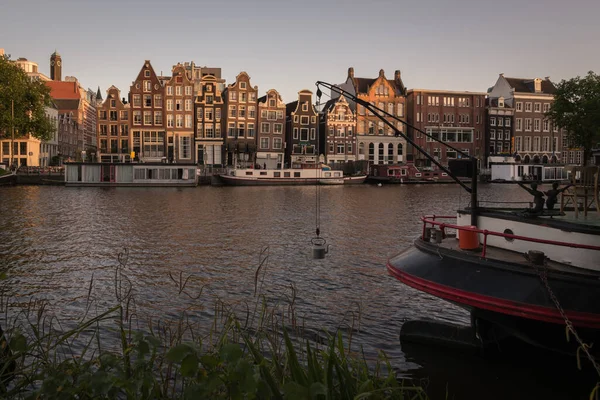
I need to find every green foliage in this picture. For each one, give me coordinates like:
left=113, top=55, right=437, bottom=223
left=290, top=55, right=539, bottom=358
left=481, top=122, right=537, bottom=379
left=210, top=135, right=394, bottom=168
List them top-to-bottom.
left=0, top=55, right=56, bottom=142
left=545, top=71, right=600, bottom=165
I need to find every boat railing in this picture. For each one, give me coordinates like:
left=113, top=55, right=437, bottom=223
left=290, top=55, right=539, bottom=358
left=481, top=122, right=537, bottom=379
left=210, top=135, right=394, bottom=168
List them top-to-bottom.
left=420, top=215, right=600, bottom=258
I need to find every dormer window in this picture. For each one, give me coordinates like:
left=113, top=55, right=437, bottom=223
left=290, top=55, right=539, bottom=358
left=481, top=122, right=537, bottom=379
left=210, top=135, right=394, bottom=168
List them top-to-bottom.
left=144, top=70, right=150, bottom=78
left=534, top=78, right=542, bottom=93
left=240, top=82, right=247, bottom=89
left=498, top=97, right=504, bottom=108
left=302, top=102, right=308, bottom=111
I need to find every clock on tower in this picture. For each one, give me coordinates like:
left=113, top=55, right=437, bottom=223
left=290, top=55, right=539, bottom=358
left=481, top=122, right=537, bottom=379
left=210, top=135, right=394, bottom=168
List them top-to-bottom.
left=50, top=50, right=62, bottom=81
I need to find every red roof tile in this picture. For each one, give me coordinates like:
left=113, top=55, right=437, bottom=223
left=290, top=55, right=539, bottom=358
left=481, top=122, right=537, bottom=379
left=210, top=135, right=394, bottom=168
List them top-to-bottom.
left=46, top=81, right=80, bottom=100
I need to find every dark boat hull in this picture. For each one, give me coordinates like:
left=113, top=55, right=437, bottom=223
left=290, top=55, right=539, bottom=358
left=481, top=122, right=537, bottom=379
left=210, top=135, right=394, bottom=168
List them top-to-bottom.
left=387, top=239, right=600, bottom=329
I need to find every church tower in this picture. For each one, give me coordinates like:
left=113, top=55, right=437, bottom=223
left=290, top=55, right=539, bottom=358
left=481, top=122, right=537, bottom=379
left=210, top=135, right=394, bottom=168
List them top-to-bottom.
left=50, top=50, right=62, bottom=81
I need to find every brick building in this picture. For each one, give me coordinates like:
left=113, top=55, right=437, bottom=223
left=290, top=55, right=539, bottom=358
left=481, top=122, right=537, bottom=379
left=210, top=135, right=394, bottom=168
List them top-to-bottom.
left=129, top=61, right=165, bottom=162
left=165, top=63, right=195, bottom=163
left=337, top=68, right=407, bottom=165
left=222, top=72, right=258, bottom=167
left=194, top=75, right=225, bottom=166
left=97, top=86, right=130, bottom=162
left=256, top=89, right=286, bottom=169
left=407, top=89, right=486, bottom=168
left=285, top=90, right=320, bottom=166
left=319, top=95, right=356, bottom=165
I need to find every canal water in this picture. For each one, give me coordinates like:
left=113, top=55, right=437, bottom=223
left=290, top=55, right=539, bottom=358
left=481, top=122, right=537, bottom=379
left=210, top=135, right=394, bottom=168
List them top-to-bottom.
left=0, top=183, right=595, bottom=398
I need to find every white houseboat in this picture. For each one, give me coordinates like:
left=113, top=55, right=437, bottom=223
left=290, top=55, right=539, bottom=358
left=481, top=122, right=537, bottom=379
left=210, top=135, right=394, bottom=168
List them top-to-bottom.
left=64, top=163, right=198, bottom=187
left=218, top=165, right=364, bottom=186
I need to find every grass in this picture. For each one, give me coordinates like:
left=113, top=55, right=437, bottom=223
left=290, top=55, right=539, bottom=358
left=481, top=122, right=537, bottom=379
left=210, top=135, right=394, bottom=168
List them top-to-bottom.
left=0, top=248, right=428, bottom=399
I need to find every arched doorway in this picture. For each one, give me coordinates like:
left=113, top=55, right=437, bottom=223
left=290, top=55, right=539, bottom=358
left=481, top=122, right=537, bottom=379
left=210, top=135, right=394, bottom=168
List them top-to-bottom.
left=368, top=143, right=374, bottom=162
left=378, top=143, right=384, bottom=164
left=387, top=143, right=393, bottom=164
left=397, top=143, right=403, bottom=163
left=514, top=155, right=522, bottom=162
left=524, top=155, right=530, bottom=164
left=533, top=155, right=540, bottom=164
left=542, top=155, right=549, bottom=164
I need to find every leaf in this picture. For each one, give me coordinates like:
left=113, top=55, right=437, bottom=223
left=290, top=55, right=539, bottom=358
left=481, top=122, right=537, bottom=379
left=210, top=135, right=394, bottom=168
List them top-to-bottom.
left=10, top=333, right=26, bottom=353
left=166, top=343, right=193, bottom=363
left=220, top=343, right=242, bottom=363
left=180, top=353, right=199, bottom=378
left=200, top=354, right=220, bottom=370
left=283, top=382, right=309, bottom=400
left=309, top=382, right=327, bottom=398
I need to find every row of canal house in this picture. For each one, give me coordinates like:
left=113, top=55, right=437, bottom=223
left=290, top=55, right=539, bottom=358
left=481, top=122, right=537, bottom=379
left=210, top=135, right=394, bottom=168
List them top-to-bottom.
left=96, top=59, right=582, bottom=170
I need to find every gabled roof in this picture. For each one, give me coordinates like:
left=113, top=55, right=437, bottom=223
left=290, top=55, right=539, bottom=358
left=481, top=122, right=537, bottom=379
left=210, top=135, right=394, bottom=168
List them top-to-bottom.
left=347, top=68, right=407, bottom=96
left=504, top=77, right=556, bottom=95
left=47, top=81, right=80, bottom=100
left=96, top=86, right=102, bottom=100
left=257, top=95, right=267, bottom=104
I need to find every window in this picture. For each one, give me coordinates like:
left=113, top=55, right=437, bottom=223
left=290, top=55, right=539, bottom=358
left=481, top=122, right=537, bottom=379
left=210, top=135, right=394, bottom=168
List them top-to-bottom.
left=144, top=70, right=150, bottom=78
left=143, top=80, right=151, bottom=92
left=240, top=82, right=247, bottom=89
left=167, top=86, right=173, bottom=96
left=176, top=86, right=182, bottom=96
left=185, top=86, right=192, bottom=96
left=229, top=91, right=237, bottom=101
left=240, top=92, right=247, bottom=102
left=249, top=92, right=256, bottom=101
left=133, top=95, right=141, bottom=107
left=144, top=95, right=152, bottom=107
left=427, top=96, right=439, bottom=106
left=269, top=98, right=276, bottom=107
left=167, top=99, right=173, bottom=111
left=176, top=100, right=182, bottom=111
left=185, top=100, right=192, bottom=111
left=516, top=102, right=523, bottom=112
left=525, top=102, right=532, bottom=112
left=302, top=103, right=308, bottom=111
left=397, top=103, right=404, bottom=117
left=534, top=103, right=541, bottom=112
left=543, top=103, right=550, bottom=113
left=230, top=105, right=237, bottom=117
left=239, top=105, right=246, bottom=118
left=248, top=106, right=255, bottom=118
left=215, top=108, right=221, bottom=120
left=205, top=109, right=213, bottom=121
left=120, top=110, right=128, bottom=120
left=110, top=111, right=118, bottom=121
left=133, top=111, right=141, bottom=125
left=144, top=111, right=152, bottom=125
left=154, top=111, right=162, bottom=125
left=167, top=114, right=174, bottom=128
left=175, top=115, right=183, bottom=128
left=185, top=115, right=192, bottom=128
left=300, top=116, right=309, bottom=125
left=311, top=116, right=316, bottom=124
left=490, top=117, right=496, bottom=126
left=497, top=118, right=503, bottom=127
left=505, top=118, right=511, bottom=127
left=516, top=118, right=522, bottom=131
left=525, top=118, right=532, bottom=131
left=534, top=119, right=541, bottom=132
left=543, top=119, right=549, bottom=132
left=228, top=122, right=235, bottom=137
left=238, top=122, right=245, bottom=137
left=247, top=123, right=255, bottom=138
left=261, top=123, right=270, bottom=133
left=274, top=123, right=283, bottom=134
left=120, top=124, right=128, bottom=136
left=205, top=124, right=215, bottom=138
left=100, top=125, right=108, bottom=135
left=293, top=128, right=298, bottom=139
left=300, top=128, right=308, bottom=141
left=310, top=128, right=316, bottom=140
left=490, top=129, right=496, bottom=140
left=180, top=136, right=191, bottom=159
left=260, top=138, right=269, bottom=149
left=273, top=138, right=282, bottom=149
left=337, top=144, right=344, bottom=154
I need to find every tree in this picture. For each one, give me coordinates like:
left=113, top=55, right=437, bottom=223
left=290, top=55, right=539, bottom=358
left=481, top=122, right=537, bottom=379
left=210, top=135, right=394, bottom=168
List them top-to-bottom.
left=0, top=55, right=56, bottom=143
left=545, top=71, right=600, bottom=165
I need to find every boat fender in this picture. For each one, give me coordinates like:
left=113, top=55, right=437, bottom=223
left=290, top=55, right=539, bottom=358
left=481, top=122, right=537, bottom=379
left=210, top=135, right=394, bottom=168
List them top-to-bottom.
left=311, top=237, right=330, bottom=259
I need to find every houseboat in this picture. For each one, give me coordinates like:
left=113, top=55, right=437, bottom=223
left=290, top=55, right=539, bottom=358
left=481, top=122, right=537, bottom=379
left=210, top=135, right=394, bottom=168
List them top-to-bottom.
left=64, top=162, right=198, bottom=187
left=367, top=163, right=457, bottom=184
left=217, top=164, right=365, bottom=186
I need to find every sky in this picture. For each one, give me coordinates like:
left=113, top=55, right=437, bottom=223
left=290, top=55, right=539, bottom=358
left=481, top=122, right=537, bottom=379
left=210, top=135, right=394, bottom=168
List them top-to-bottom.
left=1, top=0, right=599, bottom=103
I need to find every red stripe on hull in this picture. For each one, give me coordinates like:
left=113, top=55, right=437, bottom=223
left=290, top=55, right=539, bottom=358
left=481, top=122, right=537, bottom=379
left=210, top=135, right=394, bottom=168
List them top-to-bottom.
left=386, top=261, right=600, bottom=329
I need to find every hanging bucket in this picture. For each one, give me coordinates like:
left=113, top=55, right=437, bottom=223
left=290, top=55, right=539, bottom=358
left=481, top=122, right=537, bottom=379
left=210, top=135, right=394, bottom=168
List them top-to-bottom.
left=458, top=226, right=479, bottom=250
left=311, top=237, right=330, bottom=259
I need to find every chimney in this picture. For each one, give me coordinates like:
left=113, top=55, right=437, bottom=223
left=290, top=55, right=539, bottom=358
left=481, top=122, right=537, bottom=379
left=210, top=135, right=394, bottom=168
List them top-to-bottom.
left=348, top=67, right=354, bottom=79
left=379, top=69, right=385, bottom=78
left=394, top=70, right=401, bottom=81
left=499, top=73, right=504, bottom=77
left=544, top=76, right=550, bottom=81
left=122, top=97, right=127, bottom=104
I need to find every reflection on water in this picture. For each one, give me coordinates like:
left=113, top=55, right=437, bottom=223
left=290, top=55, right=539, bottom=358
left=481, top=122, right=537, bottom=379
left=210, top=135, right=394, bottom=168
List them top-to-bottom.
left=0, top=183, right=588, bottom=397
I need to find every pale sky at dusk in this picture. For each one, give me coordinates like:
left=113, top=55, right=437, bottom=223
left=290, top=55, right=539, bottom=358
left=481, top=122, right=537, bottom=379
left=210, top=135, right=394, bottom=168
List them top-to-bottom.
left=2, top=0, right=598, bottom=102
